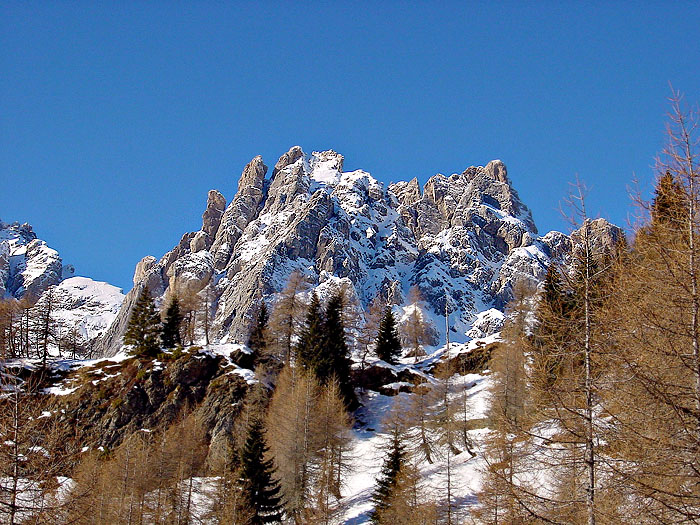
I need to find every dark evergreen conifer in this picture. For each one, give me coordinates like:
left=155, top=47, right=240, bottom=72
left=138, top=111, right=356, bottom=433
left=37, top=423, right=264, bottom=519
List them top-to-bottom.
left=652, top=170, right=688, bottom=227
left=533, top=264, right=574, bottom=384
left=541, top=264, right=567, bottom=318
left=123, top=286, right=162, bottom=357
left=295, top=291, right=358, bottom=409
left=323, top=291, right=358, bottom=409
left=295, top=293, right=325, bottom=371
left=161, top=296, right=183, bottom=349
left=248, top=301, right=269, bottom=356
left=374, top=307, right=401, bottom=365
left=239, top=418, right=284, bottom=524
left=370, top=427, right=406, bottom=523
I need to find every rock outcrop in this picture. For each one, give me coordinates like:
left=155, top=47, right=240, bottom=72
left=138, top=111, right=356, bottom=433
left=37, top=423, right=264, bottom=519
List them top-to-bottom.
left=96, top=147, right=625, bottom=356
left=211, top=156, right=267, bottom=270
left=0, top=221, right=67, bottom=300
left=40, top=348, right=249, bottom=466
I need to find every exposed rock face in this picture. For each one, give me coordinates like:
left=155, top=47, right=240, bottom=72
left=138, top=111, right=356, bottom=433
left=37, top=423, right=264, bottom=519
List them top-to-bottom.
left=271, top=145, right=304, bottom=178
left=97, top=148, right=625, bottom=356
left=211, top=156, right=267, bottom=270
left=189, top=190, right=227, bottom=254
left=202, top=190, right=226, bottom=238
left=571, top=218, right=625, bottom=257
left=1, top=221, right=63, bottom=300
left=18, top=240, right=64, bottom=299
left=0, top=241, right=10, bottom=297
left=167, top=251, right=214, bottom=297
left=133, top=255, right=157, bottom=286
left=43, top=349, right=249, bottom=466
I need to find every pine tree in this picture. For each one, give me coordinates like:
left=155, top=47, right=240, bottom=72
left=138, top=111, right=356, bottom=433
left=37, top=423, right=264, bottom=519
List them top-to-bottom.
left=651, top=170, right=688, bottom=227
left=532, top=263, right=573, bottom=386
left=123, top=286, right=162, bottom=358
left=322, top=291, right=357, bottom=409
left=296, top=293, right=325, bottom=372
left=161, top=295, right=183, bottom=349
left=248, top=301, right=270, bottom=357
left=375, top=307, right=401, bottom=365
left=239, top=419, right=284, bottom=525
left=371, top=425, right=406, bottom=523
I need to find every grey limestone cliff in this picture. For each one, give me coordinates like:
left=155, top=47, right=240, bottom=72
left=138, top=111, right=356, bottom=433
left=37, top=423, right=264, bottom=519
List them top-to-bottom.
left=95, top=147, right=624, bottom=356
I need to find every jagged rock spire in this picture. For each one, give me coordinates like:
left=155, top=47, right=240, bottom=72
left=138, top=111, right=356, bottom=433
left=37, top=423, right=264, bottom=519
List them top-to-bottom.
left=96, top=149, right=617, bottom=355
left=211, top=155, right=268, bottom=269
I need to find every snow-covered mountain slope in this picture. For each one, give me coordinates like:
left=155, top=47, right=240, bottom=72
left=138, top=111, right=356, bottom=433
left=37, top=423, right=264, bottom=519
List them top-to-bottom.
left=96, top=147, right=622, bottom=356
left=0, top=220, right=71, bottom=300
left=0, top=220, right=125, bottom=349
left=36, top=277, right=125, bottom=346
left=25, top=337, right=494, bottom=524
left=342, top=373, right=490, bottom=524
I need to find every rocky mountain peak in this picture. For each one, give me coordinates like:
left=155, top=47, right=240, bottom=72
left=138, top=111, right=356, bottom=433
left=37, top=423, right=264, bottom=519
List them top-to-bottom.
left=272, top=145, right=304, bottom=179
left=96, top=147, right=619, bottom=356
left=309, top=149, right=344, bottom=182
left=238, top=155, right=267, bottom=192
left=210, top=156, right=268, bottom=269
left=484, top=159, right=509, bottom=184
left=389, top=178, right=422, bottom=207
left=190, top=190, right=226, bottom=253
left=202, top=190, right=226, bottom=236
left=571, top=218, right=625, bottom=257
left=0, top=220, right=37, bottom=244
left=1, top=220, right=63, bottom=299
left=0, top=221, right=124, bottom=352
left=133, top=255, right=158, bottom=286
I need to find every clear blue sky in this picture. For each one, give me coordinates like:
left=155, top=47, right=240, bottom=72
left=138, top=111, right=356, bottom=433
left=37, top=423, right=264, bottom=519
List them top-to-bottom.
left=2, top=2, right=699, bottom=292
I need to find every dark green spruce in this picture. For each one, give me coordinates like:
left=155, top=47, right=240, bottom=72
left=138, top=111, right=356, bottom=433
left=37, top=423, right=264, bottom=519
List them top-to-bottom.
left=652, top=170, right=688, bottom=227
left=123, top=286, right=162, bottom=358
left=296, top=291, right=358, bottom=409
left=323, top=291, right=358, bottom=409
left=295, top=292, right=325, bottom=372
left=161, top=296, right=183, bottom=349
left=248, top=301, right=269, bottom=357
left=374, top=307, right=402, bottom=365
left=239, top=418, right=284, bottom=524
left=370, top=427, right=406, bottom=523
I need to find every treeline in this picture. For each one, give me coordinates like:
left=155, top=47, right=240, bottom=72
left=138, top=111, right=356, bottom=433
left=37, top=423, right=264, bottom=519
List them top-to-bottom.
left=474, top=94, right=700, bottom=524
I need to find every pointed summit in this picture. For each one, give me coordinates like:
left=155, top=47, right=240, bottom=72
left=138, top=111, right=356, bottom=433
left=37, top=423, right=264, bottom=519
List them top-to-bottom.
left=272, top=145, right=304, bottom=179
left=211, top=155, right=268, bottom=269
left=484, top=159, right=509, bottom=184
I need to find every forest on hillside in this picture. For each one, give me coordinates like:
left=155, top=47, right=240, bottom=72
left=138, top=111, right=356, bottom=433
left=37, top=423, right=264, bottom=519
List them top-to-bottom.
left=0, top=94, right=699, bottom=524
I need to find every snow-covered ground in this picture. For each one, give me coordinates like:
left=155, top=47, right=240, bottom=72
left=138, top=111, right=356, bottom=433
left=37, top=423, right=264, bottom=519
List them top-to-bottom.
left=46, top=276, right=125, bottom=343
left=1, top=338, right=499, bottom=523
left=340, top=365, right=494, bottom=523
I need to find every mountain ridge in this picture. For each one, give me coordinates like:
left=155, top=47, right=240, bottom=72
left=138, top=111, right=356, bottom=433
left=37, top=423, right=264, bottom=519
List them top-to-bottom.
left=95, top=146, right=622, bottom=357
